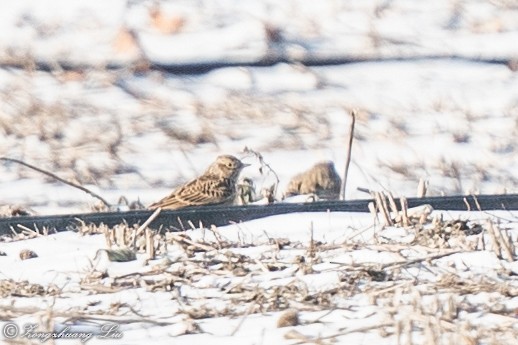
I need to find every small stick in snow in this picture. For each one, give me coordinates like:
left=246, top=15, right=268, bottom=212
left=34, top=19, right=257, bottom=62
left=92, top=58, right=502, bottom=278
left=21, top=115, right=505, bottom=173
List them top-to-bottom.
left=132, top=207, right=162, bottom=249
left=135, top=207, right=162, bottom=238
left=16, top=224, right=41, bottom=237
left=169, top=233, right=215, bottom=252
left=380, top=250, right=461, bottom=270
left=291, top=322, right=393, bottom=344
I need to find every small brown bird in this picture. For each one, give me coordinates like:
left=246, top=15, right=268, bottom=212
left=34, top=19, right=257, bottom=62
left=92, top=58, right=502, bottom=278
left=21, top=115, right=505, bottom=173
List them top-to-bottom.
left=149, top=155, right=249, bottom=210
left=284, top=161, right=342, bottom=200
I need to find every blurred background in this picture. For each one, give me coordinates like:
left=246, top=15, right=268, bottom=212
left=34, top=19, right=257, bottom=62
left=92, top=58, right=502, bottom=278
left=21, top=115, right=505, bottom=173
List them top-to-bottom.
left=0, top=0, right=517, bottom=214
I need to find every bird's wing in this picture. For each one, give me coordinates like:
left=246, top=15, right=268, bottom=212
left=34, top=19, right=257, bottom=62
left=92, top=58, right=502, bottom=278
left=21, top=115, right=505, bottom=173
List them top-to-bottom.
left=149, top=177, right=234, bottom=210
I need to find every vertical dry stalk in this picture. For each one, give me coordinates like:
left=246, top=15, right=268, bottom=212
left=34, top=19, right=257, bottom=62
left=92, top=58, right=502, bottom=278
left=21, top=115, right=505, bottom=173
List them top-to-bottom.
left=340, top=109, right=356, bottom=200
left=417, top=178, right=427, bottom=198
left=375, top=192, right=393, bottom=226
left=387, top=192, right=398, bottom=216
left=380, top=193, right=393, bottom=226
left=400, top=197, right=409, bottom=227
left=368, top=201, right=378, bottom=225
left=486, top=220, right=502, bottom=259
left=308, top=221, right=315, bottom=259
left=489, top=221, right=514, bottom=262
left=115, top=225, right=127, bottom=247
left=104, top=227, right=113, bottom=248
left=146, top=228, right=156, bottom=260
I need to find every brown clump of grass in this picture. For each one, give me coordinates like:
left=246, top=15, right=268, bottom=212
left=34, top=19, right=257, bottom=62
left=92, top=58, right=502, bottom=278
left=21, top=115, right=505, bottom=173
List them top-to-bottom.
left=0, top=279, right=59, bottom=298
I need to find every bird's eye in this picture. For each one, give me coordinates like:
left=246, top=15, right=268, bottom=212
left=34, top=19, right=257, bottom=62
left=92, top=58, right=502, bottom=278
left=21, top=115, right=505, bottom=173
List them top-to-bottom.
left=227, top=162, right=233, bottom=167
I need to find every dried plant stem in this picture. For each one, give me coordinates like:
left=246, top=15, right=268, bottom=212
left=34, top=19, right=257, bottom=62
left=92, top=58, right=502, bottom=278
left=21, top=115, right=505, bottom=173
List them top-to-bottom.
left=340, top=109, right=356, bottom=200
left=243, top=147, right=280, bottom=197
left=0, top=157, right=111, bottom=208
left=417, top=178, right=428, bottom=198
left=375, top=192, right=393, bottom=226
left=387, top=192, right=398, bottom=215
left=400, top=197, right=409, bottom=227
left=368, top=202, right=378, bottom=225
left=133, top=207, right=162, bottom=248
left=486, top=220, right=502, bottom=258
left=487, top=220, right=514, bottom=262
left=308, top=221, right=315, bottom=259
left=115, top=225, right=127, bottom=247
left=104, top=226, right=114, bottom=247
left=146, top=228, right=156, bottom=260
left=170, top=233, right=215, bottom=252
left=381, top=250, right=460, bottom=270
left=291, top=321, right=393, bottom=344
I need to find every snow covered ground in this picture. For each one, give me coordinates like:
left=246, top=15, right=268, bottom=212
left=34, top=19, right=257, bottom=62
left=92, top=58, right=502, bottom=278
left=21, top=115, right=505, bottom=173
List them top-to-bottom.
left=0, top=0, right=517, bottom=344
left=1, top=209, right=518, bottom=344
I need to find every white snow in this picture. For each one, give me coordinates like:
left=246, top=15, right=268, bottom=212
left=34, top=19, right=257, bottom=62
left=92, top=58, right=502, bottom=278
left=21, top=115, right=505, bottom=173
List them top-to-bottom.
left=0, top=0, right=518, bottom=344
left=0, top=210, right=517, bottom=344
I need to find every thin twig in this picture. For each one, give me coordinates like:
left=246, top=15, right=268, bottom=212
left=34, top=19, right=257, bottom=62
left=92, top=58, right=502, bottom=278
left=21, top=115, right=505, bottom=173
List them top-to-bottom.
left=341, top=109, right=356, bottom=200
left=0, top=157, right=111, bottom=208
left=133, top=207, right=162, bottom=248
left=16, top=223, right=42, bottom=237
left=169, top=233, right=216, bottom=252
left=380, top=250, right=461, bottom=270
left=292, top=322, right=393, bottom=344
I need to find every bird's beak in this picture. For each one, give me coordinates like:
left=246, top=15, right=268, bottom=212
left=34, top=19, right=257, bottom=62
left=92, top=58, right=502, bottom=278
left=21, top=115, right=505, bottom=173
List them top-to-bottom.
left=242, top=163, right=251, bottom=168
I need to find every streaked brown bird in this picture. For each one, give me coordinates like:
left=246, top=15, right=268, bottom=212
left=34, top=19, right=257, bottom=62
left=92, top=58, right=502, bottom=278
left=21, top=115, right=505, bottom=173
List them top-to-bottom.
left=149, top=155, right=249, bottom=210
left=284, top=161, right=342, bottom=200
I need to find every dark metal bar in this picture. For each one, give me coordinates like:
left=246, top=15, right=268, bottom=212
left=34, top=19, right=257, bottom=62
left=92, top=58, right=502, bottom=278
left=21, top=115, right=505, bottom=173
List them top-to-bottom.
left=1, top=194, right=517, bottom=235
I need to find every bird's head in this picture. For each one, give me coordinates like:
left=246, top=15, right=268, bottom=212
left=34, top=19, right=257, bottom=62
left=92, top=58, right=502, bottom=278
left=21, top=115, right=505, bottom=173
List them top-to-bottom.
left=207, top=155, right=249, bottom=180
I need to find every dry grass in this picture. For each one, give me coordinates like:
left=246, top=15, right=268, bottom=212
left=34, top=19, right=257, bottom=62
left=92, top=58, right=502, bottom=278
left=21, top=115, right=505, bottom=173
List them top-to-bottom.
left=0, top=206, right=517, bottom=344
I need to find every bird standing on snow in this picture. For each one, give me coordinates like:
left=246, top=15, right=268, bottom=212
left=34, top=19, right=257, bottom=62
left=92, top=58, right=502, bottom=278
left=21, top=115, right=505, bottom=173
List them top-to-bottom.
left=149, top=155, right=249, bottom=210
left=284, top=161, right=342, bottom=200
